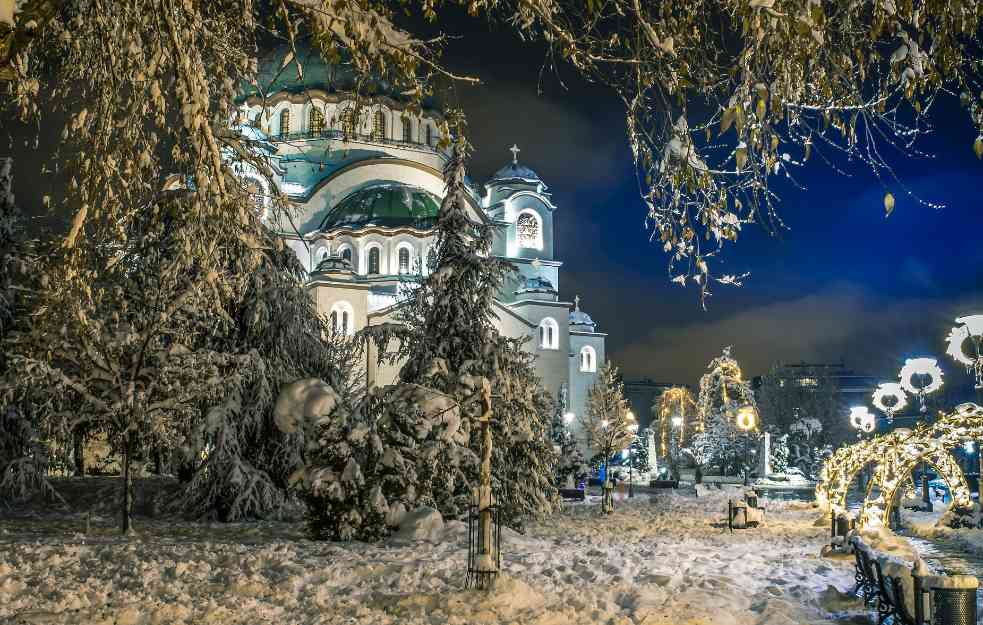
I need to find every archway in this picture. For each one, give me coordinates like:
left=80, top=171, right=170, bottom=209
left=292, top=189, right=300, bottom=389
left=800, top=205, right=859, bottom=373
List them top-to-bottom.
left=859, top=403, right=983, bottom=528
left=817, top=430, right=911, bottom=516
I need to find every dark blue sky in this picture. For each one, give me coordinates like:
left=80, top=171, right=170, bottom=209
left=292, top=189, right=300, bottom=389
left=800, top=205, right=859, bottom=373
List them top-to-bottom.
left=442, top=17, right=983, bottom=391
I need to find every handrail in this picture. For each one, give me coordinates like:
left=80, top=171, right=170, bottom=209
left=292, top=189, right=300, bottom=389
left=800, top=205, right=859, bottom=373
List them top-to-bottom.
left=272, top=128, right=443, bottom=153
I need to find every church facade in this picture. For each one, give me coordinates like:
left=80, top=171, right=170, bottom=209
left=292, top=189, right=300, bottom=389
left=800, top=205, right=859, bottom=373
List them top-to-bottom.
left=238, top=47, right=606, bottom=424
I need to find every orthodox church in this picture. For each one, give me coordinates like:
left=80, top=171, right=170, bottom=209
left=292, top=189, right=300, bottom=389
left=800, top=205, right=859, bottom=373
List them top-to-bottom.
left=237, top=46, right=606, bottom=423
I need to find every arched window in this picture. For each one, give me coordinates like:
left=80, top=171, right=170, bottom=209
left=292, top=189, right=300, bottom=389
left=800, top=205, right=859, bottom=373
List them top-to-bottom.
left=309, top=106, right=325, bottom=135
left=340, top=107, right=357, bottom=137
left=279, top=108, right=291, bottom=137
left=372, top=110, right=386, bottom=141
left=402, top=117, right=413, bottom=143
left=425, top=124, right=434, bottom=147
left=516, top=211, right=542, bottom=250
left=314, top=246, right=329, bottom=267
left=340, top=246, right=353, bottom=265
left=367, top=246, right=381, bottom=275
left=398, top=247, right=410, bottom=274
left=329, top=301, right=355, bottom=336
left=539, top=317, right=559, bottom=350
left=580, top=346, right=597, bottom=372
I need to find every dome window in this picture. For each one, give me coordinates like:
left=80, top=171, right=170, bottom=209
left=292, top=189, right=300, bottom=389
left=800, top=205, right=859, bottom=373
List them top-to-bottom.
left=309, top=106, right=325, bottom=135
left=341, top=107, right=357, bottom=137
left=279, top=108, right=291, bottom=137
left=372, top=110, right=386, bottom=141
left=402, top=117, right=413, bottom=143
left=516, top=210, right=542, bottom=250
left=367, top=246, right=381, bottom=275
left=340, top=247, right=353, bottom=264
left=398, top=247, right=411, bottom=274
left=539, top=317, right=559, bottom=350
left=580, top=346, right=597, bottom=373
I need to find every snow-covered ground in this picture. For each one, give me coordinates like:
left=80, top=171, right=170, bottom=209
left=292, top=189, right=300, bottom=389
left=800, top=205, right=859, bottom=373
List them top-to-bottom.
left=0, top=489, right=865, bottom=625
left=905, top=501, right=983, bottom=559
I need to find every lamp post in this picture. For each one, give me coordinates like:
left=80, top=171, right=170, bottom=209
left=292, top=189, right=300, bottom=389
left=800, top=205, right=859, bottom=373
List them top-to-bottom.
left=946, top=315, right=983, bottom=493
left=736, top=405, right=756, bottom=487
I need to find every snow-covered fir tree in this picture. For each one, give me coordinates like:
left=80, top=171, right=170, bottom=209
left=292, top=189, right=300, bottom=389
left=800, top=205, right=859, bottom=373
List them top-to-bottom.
left=688, top=347, right=758, bottom=477
left=580, top=361, right=634, bottom=511
left=629, top=428, right=651, bottom=475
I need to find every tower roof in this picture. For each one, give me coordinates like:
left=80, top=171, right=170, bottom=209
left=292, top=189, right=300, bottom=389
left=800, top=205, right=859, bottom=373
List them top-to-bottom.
left=488, top=144, right=543, bottom=185
left=318, top=183, right=441, bottom=231
left=569, top=294, right=597, bottom=331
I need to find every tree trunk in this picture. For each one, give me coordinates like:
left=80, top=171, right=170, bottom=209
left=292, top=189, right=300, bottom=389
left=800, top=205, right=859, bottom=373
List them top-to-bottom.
left=72, top=427, right=85, bottom=477
left=121, top=433, right=133, bottom=534
left=695, top=465, right=703, bottom=484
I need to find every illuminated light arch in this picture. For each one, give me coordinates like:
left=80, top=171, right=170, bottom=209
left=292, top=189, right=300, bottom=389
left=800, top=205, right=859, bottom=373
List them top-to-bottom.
left=859, top=403, right=983, bottom=528
left=817, top=431, right=912, bottom=516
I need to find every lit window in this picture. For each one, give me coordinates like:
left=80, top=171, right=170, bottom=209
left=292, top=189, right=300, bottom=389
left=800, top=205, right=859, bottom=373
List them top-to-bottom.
left=309, top=107, right=325, bottom=135
left=279, top=108, right=291, bottom=136
left=341, top=108, right=357, bottom=137
left=372, top=110, right=386, bottom=141
left=402, top=117, right=413, bottom=142
left=516, top=211, right=542, bottom=249
left=315, top=247, right=329, bottom=266
left=368, top=247, right=381, bottom=275
left=398, top=247, right=410, bottom=274
left=329, top=301, right=355, bottom=336
left=539, top=317, right=559, bottom=350
left=580, top=346, right=597, bottom=372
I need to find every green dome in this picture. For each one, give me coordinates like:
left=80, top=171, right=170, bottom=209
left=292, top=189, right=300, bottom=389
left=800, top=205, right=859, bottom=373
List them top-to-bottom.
left=319, top=184, right=441, bottom=231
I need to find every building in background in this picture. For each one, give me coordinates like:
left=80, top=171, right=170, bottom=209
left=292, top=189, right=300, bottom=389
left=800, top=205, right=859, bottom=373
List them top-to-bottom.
left=236, top=43, right=606, bottom=424
left=622, top=378, right=681, bottom=433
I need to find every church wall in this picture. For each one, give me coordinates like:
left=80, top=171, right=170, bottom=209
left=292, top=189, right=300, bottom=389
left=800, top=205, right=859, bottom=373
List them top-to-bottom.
left=504, top=193, right=555, bottom=261
left=310, top=282, right=370, bottom=338
left=502, top=302, right=570, bottom=400
left=365, top=306, right=405, bottom=389
left=567, top=332, right=606, bottom=430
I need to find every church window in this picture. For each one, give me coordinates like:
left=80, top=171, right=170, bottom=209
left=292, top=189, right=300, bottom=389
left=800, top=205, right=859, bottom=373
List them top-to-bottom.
left=309, top=106, right=325, bottom=135
left=341, top=107, right=357, bottom=137
left=279, top=108, right=291, bottom=136
left=372, top=110, right=386, bottom=141
left=402, top=117, right=413, bottom=142
left=425, top=124, right=434, bottom=147
left=516, top=211, right=542, bottom=250
left=315, top=246, right=329, bottom=266
left=338, top=246, right=353, bottom=267
left=367, top=246, right=381, bottom=275
left=398, top=247, right=410, bottom=274
left=329, top=301, right=355, bottom=336
left=539, top=317, right=559, bottom=350
left=580, top=346, right=597, bottom=372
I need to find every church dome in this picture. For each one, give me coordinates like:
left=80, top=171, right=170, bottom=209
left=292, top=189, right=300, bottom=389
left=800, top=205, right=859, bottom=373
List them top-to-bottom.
left=490, top=161, right=541, bottom=184
left=319, top=183, right=441, bottom=231
left=569, top=296, right=597, bottom=331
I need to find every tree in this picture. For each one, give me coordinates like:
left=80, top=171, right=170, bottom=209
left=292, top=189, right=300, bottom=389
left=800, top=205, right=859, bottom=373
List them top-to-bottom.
left=7, top=2, right=981, bottom=308
left=688, top=347, right=758, bottom=477
left=580, top=361, right=634, bottom=513
left=629, top=428, right=651, bottom=475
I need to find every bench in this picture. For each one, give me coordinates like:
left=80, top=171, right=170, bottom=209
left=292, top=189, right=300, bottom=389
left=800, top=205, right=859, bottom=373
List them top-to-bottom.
left=648, top=479, right=679, bottom=489
left=559, top=488, right=586, bottom=502
left=851, top=535, right=979, bottom=625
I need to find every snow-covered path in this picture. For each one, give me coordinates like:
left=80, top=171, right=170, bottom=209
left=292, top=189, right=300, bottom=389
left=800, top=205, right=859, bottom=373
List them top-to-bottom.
left=0, top=490, right=864, bottom=625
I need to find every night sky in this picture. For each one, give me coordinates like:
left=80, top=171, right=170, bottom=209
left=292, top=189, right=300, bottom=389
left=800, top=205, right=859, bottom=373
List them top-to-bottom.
left=7, top=12, right=983, bottom=395
left=435, top=13, right=983, bottom=394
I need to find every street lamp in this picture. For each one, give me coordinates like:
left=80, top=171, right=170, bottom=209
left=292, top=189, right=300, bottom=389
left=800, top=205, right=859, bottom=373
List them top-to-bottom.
left=872, top=382, right=907, bottom=425
left=736, top=405, right=756, bottom=487
left=849, top=406, right=876, bottom=437
left=563, top=411, right=575, bottom=425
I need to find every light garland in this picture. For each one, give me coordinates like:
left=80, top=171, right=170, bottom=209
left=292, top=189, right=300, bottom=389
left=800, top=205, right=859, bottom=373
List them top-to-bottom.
left=945, top=315, right=983, bottom=389
left=899, top=357, right=944, bottom=396
left=871, top=382, right=907, bottom=420
left=657, top=387, right=696, bottom=456
left=849, top=406, right=876, bottom=433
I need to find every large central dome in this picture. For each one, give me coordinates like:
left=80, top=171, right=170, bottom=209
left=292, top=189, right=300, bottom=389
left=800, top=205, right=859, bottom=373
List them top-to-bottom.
left=319, top=183, right=441, bottom=231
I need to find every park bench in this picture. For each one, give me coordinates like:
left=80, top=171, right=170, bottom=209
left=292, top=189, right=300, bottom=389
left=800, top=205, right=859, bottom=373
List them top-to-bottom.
left=648, top=479, right=678, bottom=489
left=558, top=488, right=586, bottom=502
left=850, top=534, right=979, bottom=625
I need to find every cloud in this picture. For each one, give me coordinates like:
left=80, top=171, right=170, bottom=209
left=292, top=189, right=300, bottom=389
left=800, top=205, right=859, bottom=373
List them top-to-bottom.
left=609, top=282, right=983, bottom=387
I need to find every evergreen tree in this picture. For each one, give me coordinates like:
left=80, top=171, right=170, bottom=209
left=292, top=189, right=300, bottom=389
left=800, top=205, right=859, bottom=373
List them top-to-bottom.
left=688, top=347, right=757, bottom=476
left=580, top=361, right=634, bottom=512
left=629, top=428, right=651, bottom=474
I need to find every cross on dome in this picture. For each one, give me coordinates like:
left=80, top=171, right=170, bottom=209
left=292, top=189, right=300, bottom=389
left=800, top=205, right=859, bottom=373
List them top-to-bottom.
left=509, top=144, right=520, bottom=164
left=574, top=294, right=581, bottom=311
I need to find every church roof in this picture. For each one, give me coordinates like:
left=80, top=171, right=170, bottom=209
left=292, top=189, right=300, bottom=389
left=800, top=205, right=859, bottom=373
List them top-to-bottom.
left=488, top=145, right=545, bottom=188
left=319, top=183, right=441, bottom=231
left=313, top=255, right=354, bottom=274
left=515, top=275, right=557, bottom=295
left=569, top=295, right=597, bottom=331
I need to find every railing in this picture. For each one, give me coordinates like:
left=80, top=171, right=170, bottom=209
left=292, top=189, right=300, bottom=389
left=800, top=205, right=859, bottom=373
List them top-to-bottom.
left=272, top=128, right=442, bottom=153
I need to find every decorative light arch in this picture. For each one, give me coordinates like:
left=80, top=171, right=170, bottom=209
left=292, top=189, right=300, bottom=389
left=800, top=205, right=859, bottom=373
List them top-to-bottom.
left=859, top=403, right=983, bottom=528
left=816, top=430, right=912, bottom=515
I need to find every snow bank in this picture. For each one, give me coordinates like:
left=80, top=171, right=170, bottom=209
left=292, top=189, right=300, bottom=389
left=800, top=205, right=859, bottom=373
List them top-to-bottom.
left=0, top=490, right=861, bottom=624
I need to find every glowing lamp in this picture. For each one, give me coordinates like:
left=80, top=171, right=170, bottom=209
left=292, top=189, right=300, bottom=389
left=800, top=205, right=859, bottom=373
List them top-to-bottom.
left=899, top=357, right=944, bottom=396
left=872, top=383, right=907, bottom=418
left=736, top=405, right=756, bottom=431
left=626, top=410, right=635, bottom=421
left=563, top=411, right=575, bottom=425
left=671, top=415, right=683, bottom=428
left=966, top=441, right=976, bottom=454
